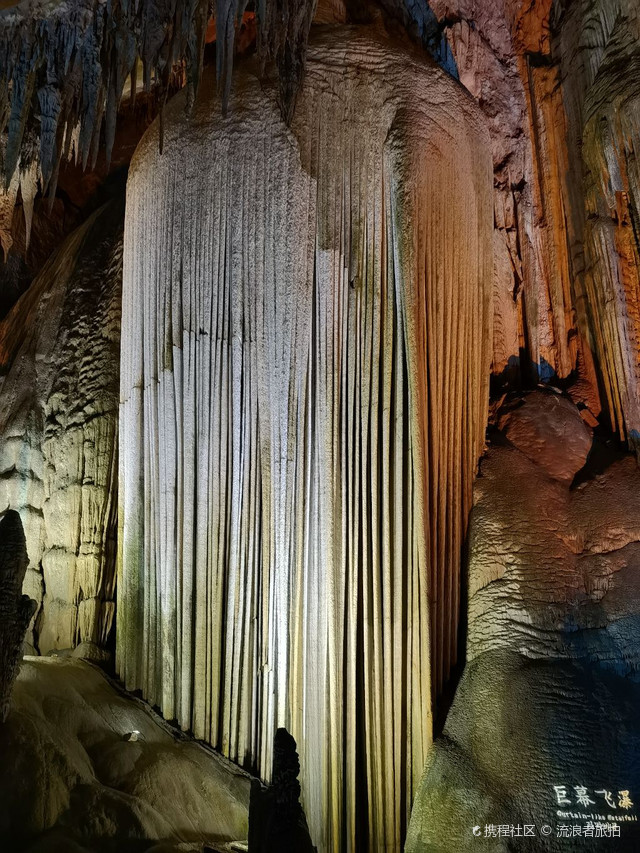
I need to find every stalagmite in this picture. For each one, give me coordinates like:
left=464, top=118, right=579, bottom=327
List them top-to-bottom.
left=118, top=24, right=492, bottom=852
left=406, top=391, right=640, bottom=853
left=0, top=510, right=36, bottom=722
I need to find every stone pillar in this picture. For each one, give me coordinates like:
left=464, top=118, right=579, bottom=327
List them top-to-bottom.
left=118, top=25, right=492, bottom=852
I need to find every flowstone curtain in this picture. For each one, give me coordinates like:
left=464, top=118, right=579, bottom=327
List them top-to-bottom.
left=118, top=27, right=492, bottom=853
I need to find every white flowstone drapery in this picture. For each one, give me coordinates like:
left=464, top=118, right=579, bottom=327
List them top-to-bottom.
left=118, top=26, right=492, bottom=853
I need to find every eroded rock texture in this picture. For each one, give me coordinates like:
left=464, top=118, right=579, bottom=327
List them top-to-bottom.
left=0, top=0, right=459, bottom=191
left=427, top=0, right=585, bottom=391
left=431, top=0, right=640, bottom=445
left=557, top=0, right=640, bottom=449
left=117, top=24, right=492, bottom=853
left=0, top=200, right=122, bottom=655
left=406, top=392, right=640, bottom=852
left=0, top=509, right=36, bottom=722
left=0, top=656, right=250, bottom=851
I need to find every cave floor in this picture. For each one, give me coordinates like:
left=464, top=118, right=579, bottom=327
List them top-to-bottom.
left=0, top=656, right=250, bottom=853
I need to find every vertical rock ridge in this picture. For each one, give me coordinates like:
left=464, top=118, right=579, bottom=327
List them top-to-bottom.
left=429, top=0, right=602, bottom=411
left=555, top=0, right=640, bottom=447
left=118, top=28, right=492, bottom=852
left=0, top=201, right=122, bottom=654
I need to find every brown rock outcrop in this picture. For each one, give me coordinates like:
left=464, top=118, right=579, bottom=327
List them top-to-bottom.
left=429, top=0, right=587, bottom=393
left=435, top=0, right=640, bottom=448
left=497, top=389, right=592, bottom=483
left=407, top=393, right=640, bottom=852
left=467, top=393, right=640, bottom=661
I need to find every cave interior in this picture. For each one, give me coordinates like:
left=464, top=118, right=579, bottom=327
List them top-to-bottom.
left=0, top=0, right=640, bottom=851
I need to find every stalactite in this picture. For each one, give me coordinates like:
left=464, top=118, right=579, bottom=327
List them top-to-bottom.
left=0, top=0, right=459, bottom=249
left=0, top=0, right=312, bottom=182
left=0, top=0, right=209, bottom=238
left=431, top=0, right=585, bottom=388
left=582, top=24, right=640, bottom=447
left=118, top=26, right=492, bottom=853
left=0, top=156, right=40, bottom=261
left=0, top=167, right=18, bottom=261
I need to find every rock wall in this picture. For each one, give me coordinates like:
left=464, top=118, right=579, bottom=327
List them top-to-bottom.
left=428, top=0, right=584, bottom=391
left=431, top=0, right=640, bottom=443
left=557, top=0, right=640, bottom=448
left=117, top=24, right=493, bottom=853
left=0, top=201, right=122, bottom=655
left=467, top=391, right=640, bottom=665
left=406, top=392, right=640, bottom=851
left=0, top=509, right=36, bottom=722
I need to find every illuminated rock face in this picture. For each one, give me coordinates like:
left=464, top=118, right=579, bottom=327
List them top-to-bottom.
left=427, top=0, right=640, bottom=441
left=428, top=0, right=587, bottom=393
left=449, top=0, right=640, bottom=447
left=559, top=0, right=640, bottom=450
left=118, top=26, right=492, bottom=852
left=0, top=202, right=122, bottom=655
left=406, top=392, right=640, bottom=851
left=466, top=392, right=640, bottom=664
left=497, top=392, right=592, bottom=484
left=0, top=657, right=249, bottom=849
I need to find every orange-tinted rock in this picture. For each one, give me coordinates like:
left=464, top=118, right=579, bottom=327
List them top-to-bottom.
left=428, top=0, right=583, bottom=389
left=498, top=390, right=592, bottom=483
left=407, top=394, right=640, bottom=853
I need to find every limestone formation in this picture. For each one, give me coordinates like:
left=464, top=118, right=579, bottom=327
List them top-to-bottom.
left=0, top=0, right=452, bottom=227
left=426, top=0, right=583, bottom=391
left=441, top=0, right=640, bottom=445
left=560, top=0, right=640, bottom=451
left=418, top=1, right=612, bottom=438
left=0, top=2, right=639, bottom=853
left=117, top=24, right=492, bottom=853
left=0, top=200, right=122, bottom=654
left=497, top=391, right=592, bottom=483
left=406, top=392, right=640, bottom=851
left=0, top=509, right=36, bottom=722
left=0, top=656, right=250, bottom=850
left=248, top=728, right=315, bottom=853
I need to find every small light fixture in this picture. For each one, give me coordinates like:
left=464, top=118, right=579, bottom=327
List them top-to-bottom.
left=124, top=730, right=143, bottom=742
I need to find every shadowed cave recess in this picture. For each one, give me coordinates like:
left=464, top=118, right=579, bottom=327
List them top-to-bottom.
left=0, top=0, right=640, bottom=851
